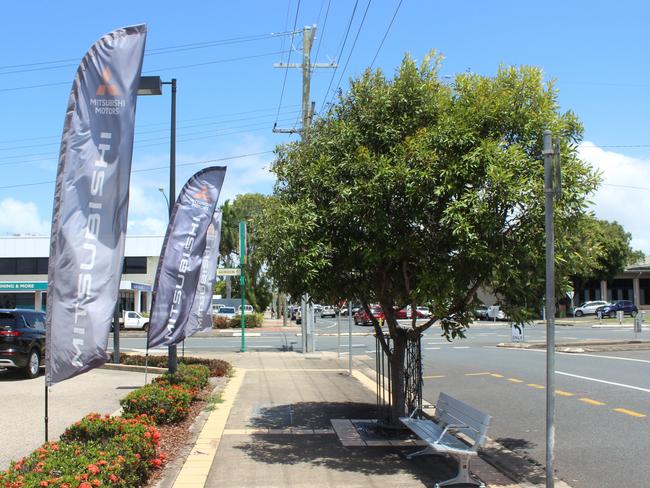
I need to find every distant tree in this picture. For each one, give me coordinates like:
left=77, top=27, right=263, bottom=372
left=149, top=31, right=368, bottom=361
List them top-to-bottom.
left=257, top=53, right=600, bottom=423
left=218, top=193, right=272, bottom=312
left=572, top=217, right=645, bottom=287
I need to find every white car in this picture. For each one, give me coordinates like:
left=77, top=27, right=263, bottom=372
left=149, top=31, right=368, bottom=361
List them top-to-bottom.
left=573, top=300, right=609, bottom=317
left=237, top=304, right=254, bottom=314
left=320, top=305, right=336, bottom=318
left=216, top=306, right=237, bottom=320
left=416, top=306, right=432, bottom=318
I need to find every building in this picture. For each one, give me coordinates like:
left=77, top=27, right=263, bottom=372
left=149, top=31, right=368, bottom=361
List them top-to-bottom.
left=0, top=235, right=164, bottom=314
left=574, top=258, right=650, bottom=309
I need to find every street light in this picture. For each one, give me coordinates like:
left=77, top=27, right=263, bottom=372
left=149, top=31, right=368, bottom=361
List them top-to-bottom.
left=138, top=75, right=178, bottom=373
left=158, top=187, right=170, bottom=211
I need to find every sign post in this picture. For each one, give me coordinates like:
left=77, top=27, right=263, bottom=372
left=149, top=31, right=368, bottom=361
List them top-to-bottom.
left=239, top=221, right=247, bottom=353
left=566, top=290, right=575, bottom=317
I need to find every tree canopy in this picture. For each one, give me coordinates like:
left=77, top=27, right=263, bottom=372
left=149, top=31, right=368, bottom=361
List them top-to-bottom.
left=259, top=53, right=600, bottom=334
left=218, top=193, right=272, bottom=312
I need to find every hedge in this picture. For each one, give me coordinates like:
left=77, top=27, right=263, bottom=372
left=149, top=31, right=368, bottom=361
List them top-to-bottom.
left=212, top=312, right=263, bottom=329
left=113, top=354, right=232, bottom=377
left=120, top=383, right=193, bottom=424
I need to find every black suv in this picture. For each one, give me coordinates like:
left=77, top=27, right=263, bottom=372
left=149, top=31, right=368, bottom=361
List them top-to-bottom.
left=0, top=309, right=46, bottom=378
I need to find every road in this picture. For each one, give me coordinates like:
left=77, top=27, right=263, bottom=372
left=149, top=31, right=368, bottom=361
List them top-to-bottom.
left=109, top=317, right=648, bottom=487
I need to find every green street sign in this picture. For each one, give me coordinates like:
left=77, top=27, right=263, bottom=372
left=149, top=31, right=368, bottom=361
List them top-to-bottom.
left=216, top=268, right=241, bottom=276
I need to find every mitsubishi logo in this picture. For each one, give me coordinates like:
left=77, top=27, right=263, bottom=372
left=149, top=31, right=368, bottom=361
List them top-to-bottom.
left=96, top=68, right=120, bottom=96
left=193, top=185, right=210, bottom=202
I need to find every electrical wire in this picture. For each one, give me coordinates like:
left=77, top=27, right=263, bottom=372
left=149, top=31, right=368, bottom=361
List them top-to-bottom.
left=275, top=0, right=302, bottom=125
left=313, top=0, right=332, bottom=68
left=318, top=0, right=359, bottom=114
left=326, top=0, right=372, bottom=110
left=369, top=0, right=403, bottom=69
left=0, top=150, right=275, bottom=190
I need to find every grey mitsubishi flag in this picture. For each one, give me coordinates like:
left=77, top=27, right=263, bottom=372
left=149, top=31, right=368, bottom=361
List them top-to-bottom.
left=45, top=25, right=147, bottom=386
left=147, top=167, right=226, bottom=349
left=185, top=210, right=223, bottom=338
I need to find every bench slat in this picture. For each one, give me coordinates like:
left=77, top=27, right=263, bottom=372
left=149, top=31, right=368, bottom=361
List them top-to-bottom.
left=400, top=417, right=470, bottom=453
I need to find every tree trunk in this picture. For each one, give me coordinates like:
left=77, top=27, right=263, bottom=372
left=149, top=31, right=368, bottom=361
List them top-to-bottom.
left=388, top=327, right=408, bottom=425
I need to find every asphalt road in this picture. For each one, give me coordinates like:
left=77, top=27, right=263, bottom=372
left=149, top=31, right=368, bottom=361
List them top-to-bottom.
left=109, top=317, right=650, bottom=488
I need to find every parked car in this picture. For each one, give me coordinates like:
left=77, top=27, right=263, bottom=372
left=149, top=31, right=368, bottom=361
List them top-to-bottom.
left=572, top=300, right=609, bottom=317
left=595, top=300, right=638, bottom=318
left=237, top=304, right=254, bottom=314
left=340, top=304, right=361, bottom=316
left=320, top=305, right=337, bottom=318
left=473, top=305, right=489, bottom=321
left=216, top=306, right=237, bottom=320
left=354, top=306, right=384, bottom=326
left=416, top=306, right=432, bottom=318
left=394, top=307, right=426, bottom=319
left=0, top=309, right=46, bottom=378
left=120, top=311, right=149, bottom=330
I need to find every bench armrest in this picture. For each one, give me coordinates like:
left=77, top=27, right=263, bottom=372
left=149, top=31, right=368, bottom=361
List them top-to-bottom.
left=434, top=423, right=470, bottom=444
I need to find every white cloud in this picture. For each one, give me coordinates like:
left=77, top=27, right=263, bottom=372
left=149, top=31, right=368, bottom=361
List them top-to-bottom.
left=578, top=141, right=650, bottom=254
left=0, top=198, right=50, bottom=235
left=127, top=217, right=168, bottom=236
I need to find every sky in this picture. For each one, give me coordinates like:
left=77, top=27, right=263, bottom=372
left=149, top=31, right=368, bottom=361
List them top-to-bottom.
left=1, top=1, right=650, bottom=253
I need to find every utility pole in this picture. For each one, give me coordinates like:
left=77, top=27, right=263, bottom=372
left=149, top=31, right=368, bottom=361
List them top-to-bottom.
left=273, top=25, right=336, bottom=353
left=273, top=25, right=337, bottom=138
left=544, top=130, right=561, bottom=488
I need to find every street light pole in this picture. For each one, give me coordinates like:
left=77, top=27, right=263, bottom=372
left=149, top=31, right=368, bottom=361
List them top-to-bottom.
left=164, top=79, right=177, bottom=373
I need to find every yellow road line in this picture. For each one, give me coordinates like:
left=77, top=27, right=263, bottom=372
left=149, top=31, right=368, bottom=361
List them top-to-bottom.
left=464, top=372, right=492, bottom=376
left=490, top=373, right=504, bottom=378
left=423, top=375, right=445, bottom=379
left=508, top=378, right=524, bottom=383
left=528, top=383, right=545, bottom=389
left=556, top=390, right=574, bottom=397
left=580, top=397, right=606, bottom=406
left=613, top=408, right=646, bottom=418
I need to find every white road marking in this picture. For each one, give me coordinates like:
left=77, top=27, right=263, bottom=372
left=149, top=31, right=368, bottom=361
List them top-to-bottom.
left=341, top=344, right=366, bottom=348
left=453, top=346, right=470, bottom=349
left=424, top=347, right=441, bottom=350
left=365, top=350, right=376, bottom=354
left=557, top=371, right=650, bottom=394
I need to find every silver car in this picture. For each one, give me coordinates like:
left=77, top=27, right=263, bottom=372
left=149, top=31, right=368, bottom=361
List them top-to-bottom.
left=573, top=300, right=609, bottom=317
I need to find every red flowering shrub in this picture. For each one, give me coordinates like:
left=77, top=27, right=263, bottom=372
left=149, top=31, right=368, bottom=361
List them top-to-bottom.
left=120, top=383, right=192, bottom=424
left=0, top=413, right=164, bottom=487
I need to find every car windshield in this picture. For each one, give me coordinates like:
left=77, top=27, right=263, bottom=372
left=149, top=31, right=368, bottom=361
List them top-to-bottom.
left=220, top=307, right=235, bottom=313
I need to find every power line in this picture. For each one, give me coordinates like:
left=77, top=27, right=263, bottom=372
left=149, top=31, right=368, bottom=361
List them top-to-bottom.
left=275, top=0, right=302, bottom=124
left=313, top=0, right=332, bottom=65
left=318, top=0, right=359, bottom=114
left=326, top=0, right=372, bottom=109
left=369, top=0, right=404, bottom=69
left=0, top=31, right=298, bottom=75
left=0, top=150, right=274, bottom=190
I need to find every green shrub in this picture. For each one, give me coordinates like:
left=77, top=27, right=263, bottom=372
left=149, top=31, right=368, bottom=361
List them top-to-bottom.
left=226, top=312, right=264, bottom=328
left=212, top=315, right=230, bottom=329
left=113, top=354, right=232, bottom=377
left=153, top=364, right=210, bottom=397
left=120, top=384, right=192, bottom=425
left=0, top=413, right=163, bottom=488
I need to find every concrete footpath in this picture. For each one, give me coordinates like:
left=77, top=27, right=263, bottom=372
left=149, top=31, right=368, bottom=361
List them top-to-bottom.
left=164, top=351, right=524, bottom=488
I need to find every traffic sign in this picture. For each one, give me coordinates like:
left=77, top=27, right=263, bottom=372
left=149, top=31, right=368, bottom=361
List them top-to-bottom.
left=217, top=268, right=241, bottom=276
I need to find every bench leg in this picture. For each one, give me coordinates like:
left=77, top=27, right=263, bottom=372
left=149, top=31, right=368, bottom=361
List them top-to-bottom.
left=405, top=445, right=435, bottom=459
left=435, top=454, right=484, bottom=488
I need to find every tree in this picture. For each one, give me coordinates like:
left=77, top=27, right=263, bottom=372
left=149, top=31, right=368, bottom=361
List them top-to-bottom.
left=257, top=53, right=600, bottom=423
left=219, top=193, right=273, bottom=312
left=571, top=217, right=644, bottom=289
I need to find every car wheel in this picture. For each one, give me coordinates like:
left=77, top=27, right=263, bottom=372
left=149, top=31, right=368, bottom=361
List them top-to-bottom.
left=575, top=310, right=583, bottom=317
left=609, top=311, right=617, bottom=319
left=631, top=311, right=638, bottom=318
left=354, top=318, right=359, bottom=325
left=143, top=322, right=149, bottom=331
left=24, top=349, right=40, bottom=379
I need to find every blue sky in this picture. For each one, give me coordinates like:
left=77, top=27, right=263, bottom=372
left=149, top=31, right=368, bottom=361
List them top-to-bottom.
left=1, top=1, right=650, bottom=252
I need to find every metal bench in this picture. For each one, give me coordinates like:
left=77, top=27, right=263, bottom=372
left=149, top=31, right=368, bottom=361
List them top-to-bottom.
left=400, top=392, right=491, bottom=487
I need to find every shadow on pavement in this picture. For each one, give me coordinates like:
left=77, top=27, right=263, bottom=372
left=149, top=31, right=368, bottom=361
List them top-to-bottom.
left=0, top=369, right=37, bottom=382
left=235, top=401, right=457, bottom=485
left=485, top=437, right=545, bottom=484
